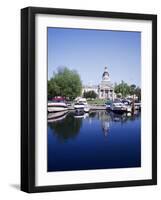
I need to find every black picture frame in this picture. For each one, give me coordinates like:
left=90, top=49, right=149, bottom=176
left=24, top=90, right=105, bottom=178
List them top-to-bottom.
left=21, top=6, right=157, bottom=193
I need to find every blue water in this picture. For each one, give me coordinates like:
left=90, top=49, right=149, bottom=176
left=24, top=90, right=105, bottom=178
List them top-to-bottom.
left=47, top=111, right=141, bottom=172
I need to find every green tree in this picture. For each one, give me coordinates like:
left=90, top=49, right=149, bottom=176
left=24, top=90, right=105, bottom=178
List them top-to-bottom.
left=48, top=67, right=82, bottom=100
left=48, top=78, right=60, bottom=99
left=114, top=80, right=130, bottom=97
left=114, top=81, right=141, bottom=100
left=129, top=84, right=136, bottom=96
left=134, top=87, right=141, bottom=101
left=83, top=90, right=97, bottom=99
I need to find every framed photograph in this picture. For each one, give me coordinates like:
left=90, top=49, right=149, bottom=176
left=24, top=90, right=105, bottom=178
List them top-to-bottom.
left=21, top=7, right=157, bottom=193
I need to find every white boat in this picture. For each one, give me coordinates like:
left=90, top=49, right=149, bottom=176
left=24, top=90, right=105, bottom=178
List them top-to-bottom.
left=75, top=97, right=88, bottom=105
left=75, top=98, right=91, bottom=112
left=78, top=98, right=88, bottom=105
left=48, top=101, right=68, bottom=113
left=111, top=102, right=127, bottom=114
left=134, top=102, right=141, bottom=110
left=74, top=103, right=85, bottom=110
left=106, top=104, right=111, bottom=110
left=84, top=105, right=90, bottom=112
left=125, top=105, right=132, bottom=113
left=84, top=107, right=90, bottom=112
left=83, top=113, right=89, bottom=119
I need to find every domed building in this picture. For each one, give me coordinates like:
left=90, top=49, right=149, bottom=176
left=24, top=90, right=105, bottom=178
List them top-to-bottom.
left=82, top=67, right=114, bottom=100
left=98, top=67, right=114, bottom=99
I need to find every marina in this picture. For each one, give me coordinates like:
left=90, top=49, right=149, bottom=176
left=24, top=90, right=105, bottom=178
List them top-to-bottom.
left=47, top=47, right=142, bottom=172
left=47, top=66, right=141, bottom=172
left=47, top=99, right=141, bottom=115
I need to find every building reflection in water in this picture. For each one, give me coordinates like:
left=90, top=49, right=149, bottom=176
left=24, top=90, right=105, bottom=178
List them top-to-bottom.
left=48, top=110, right=140, bottom=141
left=97, top=111, right=111, bottom=137
left=102, top=121, right=110, bottom=136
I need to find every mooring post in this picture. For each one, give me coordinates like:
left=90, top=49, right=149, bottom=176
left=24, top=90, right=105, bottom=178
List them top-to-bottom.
left=131, top=95, right=135, bottom=114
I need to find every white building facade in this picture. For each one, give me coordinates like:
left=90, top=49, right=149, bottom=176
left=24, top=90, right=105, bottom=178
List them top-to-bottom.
left=82, top=67, right=114, bottom=100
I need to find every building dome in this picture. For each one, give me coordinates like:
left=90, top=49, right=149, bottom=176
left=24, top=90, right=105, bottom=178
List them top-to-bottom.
left=98, top=66, right=114, bottom=100
left=102, top=67, right=110, bottom=81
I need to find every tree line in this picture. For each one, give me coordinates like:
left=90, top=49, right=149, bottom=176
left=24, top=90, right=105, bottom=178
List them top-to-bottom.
left=48, top=67, right=141, bottom=101
left=114, top=80, right=141, bottom=100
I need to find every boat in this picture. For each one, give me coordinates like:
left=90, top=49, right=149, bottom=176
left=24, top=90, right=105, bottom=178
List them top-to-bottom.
left=74, top=97, right=90, bottom=112
left=75, top=97, right=88, bottom=105
left=122, top=99, right=132, bottom=105
left=48, top=101, right=68, bottom=113
left=105, top=101, right=112, bottom=111
left=111, top=101, right=127, bottom=114
left=134, top=102, right=141, bottom=110
left=74, top=103, right=85, bottom=110
left=84, top=104, right=90, bottom=112
left=106, top=104, right=111, bottom=110
left=125, top=105, right=132, bottom=113
left=84, top=107, right=90, bottom=112
left=83, top=113, right=89, bottom=119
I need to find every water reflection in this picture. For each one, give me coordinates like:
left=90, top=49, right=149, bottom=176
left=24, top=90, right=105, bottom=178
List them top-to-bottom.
left=48, top=110, right=140, bottom=141
left=48, top=110, right=141, bottom=171
left=48, top=111, right=68, bottom=123
left=48, top=112, right=82, bottom=141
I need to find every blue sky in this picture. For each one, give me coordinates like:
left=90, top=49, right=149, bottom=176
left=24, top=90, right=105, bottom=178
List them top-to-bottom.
left=48, top=27, right=141, bottom=86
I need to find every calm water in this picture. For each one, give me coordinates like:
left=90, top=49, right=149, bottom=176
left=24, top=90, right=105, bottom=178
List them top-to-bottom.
left=48, top=110, right=141, bottom=172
